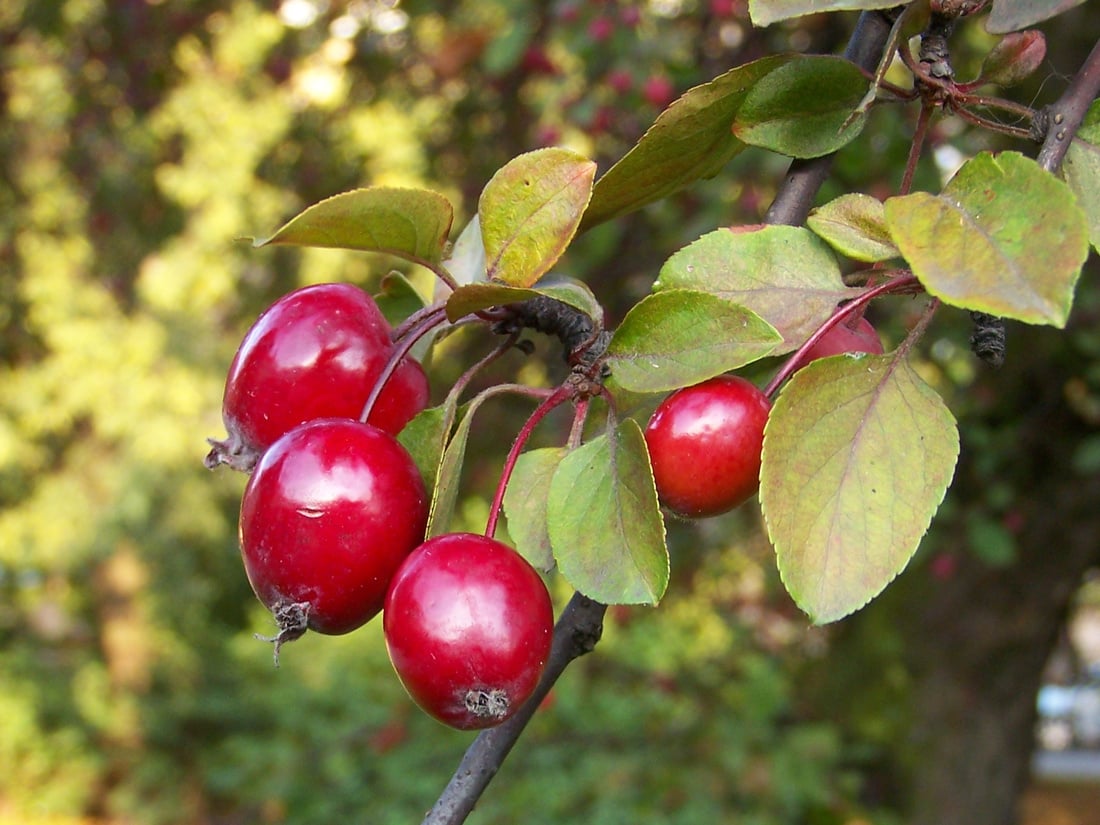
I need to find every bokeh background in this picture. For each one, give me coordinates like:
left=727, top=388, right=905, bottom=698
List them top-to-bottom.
left=3, top=1, right=1100, bottom=823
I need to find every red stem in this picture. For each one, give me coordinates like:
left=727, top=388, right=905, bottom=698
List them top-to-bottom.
left=900, top=102, right=934, bottom=196
left=763, top=273, right=922, bottom=399
left=895, top=297, right=940, bottom=361
left=392, top=302, right=448, bottom=343
left=359, top=307, right=448, bottom=423
left=447, top=331, right=523, bottom=408
left=484, top=384, right=573, bottom=539
left=567, top=397, right=590, bottom=449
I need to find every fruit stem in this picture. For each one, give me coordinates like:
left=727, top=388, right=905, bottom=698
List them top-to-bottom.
left=899, top=100, right=934, bottom=197
left=763, top=272, right=922, bottom=399
left=895, top=296, right=940, bottom=362
left=391, top=302, right=448, bottom=344
left=359, top=307, right=448, bottom=424
left=448, top=331, right=524, bottom=408
left=484, top=383, right=573, bottom=539
left=567, top=397, right=589, bottom=449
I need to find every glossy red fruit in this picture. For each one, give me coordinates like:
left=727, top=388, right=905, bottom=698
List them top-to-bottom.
left=207, top=283, right=395, bottom=471
left=802, top=316, right=883, bottom=362
left=370, top=356, right=430, bottom=437
left=644, top=375, right=771, bottom=518
left=240, top=418, right=427, bottom=661
left=384, top=533, right=554, bottom=730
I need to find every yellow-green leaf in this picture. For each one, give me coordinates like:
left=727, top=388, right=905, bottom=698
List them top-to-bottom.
left=749, top=0, right=899, bottom=27
left=479, top=148, right=596, bottom=287
left=885, top=151, right=1089, bottom=327
left=253, top=187, right=454, bottom=264
left=807, top=193, right=899, bottom=262
left=655, top=225, right=865, bottom=353
left=444, top=275, right=603, bottom=324
left=760, top=354, right=958, bottom=624
left=548, top=420, right=668, bottom=605
left=503, top=447, right=566, bottom=573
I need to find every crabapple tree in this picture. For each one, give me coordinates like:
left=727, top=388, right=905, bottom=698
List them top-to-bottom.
left=202, top=1, right=1100, bottom=823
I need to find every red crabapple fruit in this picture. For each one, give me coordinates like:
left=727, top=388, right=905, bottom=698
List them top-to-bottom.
left=206, top=283, right=427, bottom=472
left=802, top=315, right=884, bottom=362
left=644, top=375, right=771, bottom=518
left=239, top=418, right=427, bottom=662
left=384, top=533, right=554, bottom=730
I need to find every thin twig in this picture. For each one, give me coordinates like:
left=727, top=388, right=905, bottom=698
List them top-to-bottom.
left=1036, top=37, right=1100, bottom=173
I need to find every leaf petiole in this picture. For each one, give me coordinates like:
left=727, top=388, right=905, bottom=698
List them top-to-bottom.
left=763, top=273, right=922, bottom=399
left=485, top=384, right=573, bottom=540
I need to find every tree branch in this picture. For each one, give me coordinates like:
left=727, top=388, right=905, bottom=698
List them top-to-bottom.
left=764, top=10, right=896, bottom=226
left=420, top=11, right=898, bottom=824
left=1036, top=36, right=1100, bottom=174
left=421, top=593, right=607, bottom=825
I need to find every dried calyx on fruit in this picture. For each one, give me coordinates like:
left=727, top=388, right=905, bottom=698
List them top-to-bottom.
left=240, top=418, right=428, bottom=665
left=384, top=533, right=554, bottom=730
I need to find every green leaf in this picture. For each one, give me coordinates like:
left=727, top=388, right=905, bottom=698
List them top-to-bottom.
left=748, top=0, right=899, bottom=27
left=986, top=0, right=1086, bottom=34
left=977, top=31, right=1046, bottom=87
left=580, top=55, right=791, bottom=232
left=732, top=56, right=867, bottom=159
left=1063, top=100, right=1100, bottom=251
left=479, top=148, right=597, bottom=287
left=884, top=151, right=1089, bottom=327
left=253, top=187, right=454, bottom=264
left=807, top=194, right=900, bottom=262
left=655, top=225, right=865, bottom=353
left=374, top=271, right=428, bottom=327
left=445, top=274, right=604, bottom=324
left=605, top=290, right=781, bottom=393
left=760, top=354, right=959, bottom=624
left=426, top=387, right=509, bottom=538
left=398, top=405, right=451, bottom=493
left=548, top=419, right=668, bottom=605
left=503, top=447, right=566, bottom=572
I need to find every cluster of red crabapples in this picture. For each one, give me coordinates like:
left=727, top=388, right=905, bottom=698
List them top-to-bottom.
left=206, top=283, right=554, bottom=730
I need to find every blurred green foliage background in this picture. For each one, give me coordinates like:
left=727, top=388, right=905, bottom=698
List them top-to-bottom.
left=2, top=2, right=1099, bottom=824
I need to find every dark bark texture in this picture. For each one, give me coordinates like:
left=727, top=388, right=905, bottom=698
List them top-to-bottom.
left=839, top=316, right=1100, bottom=825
